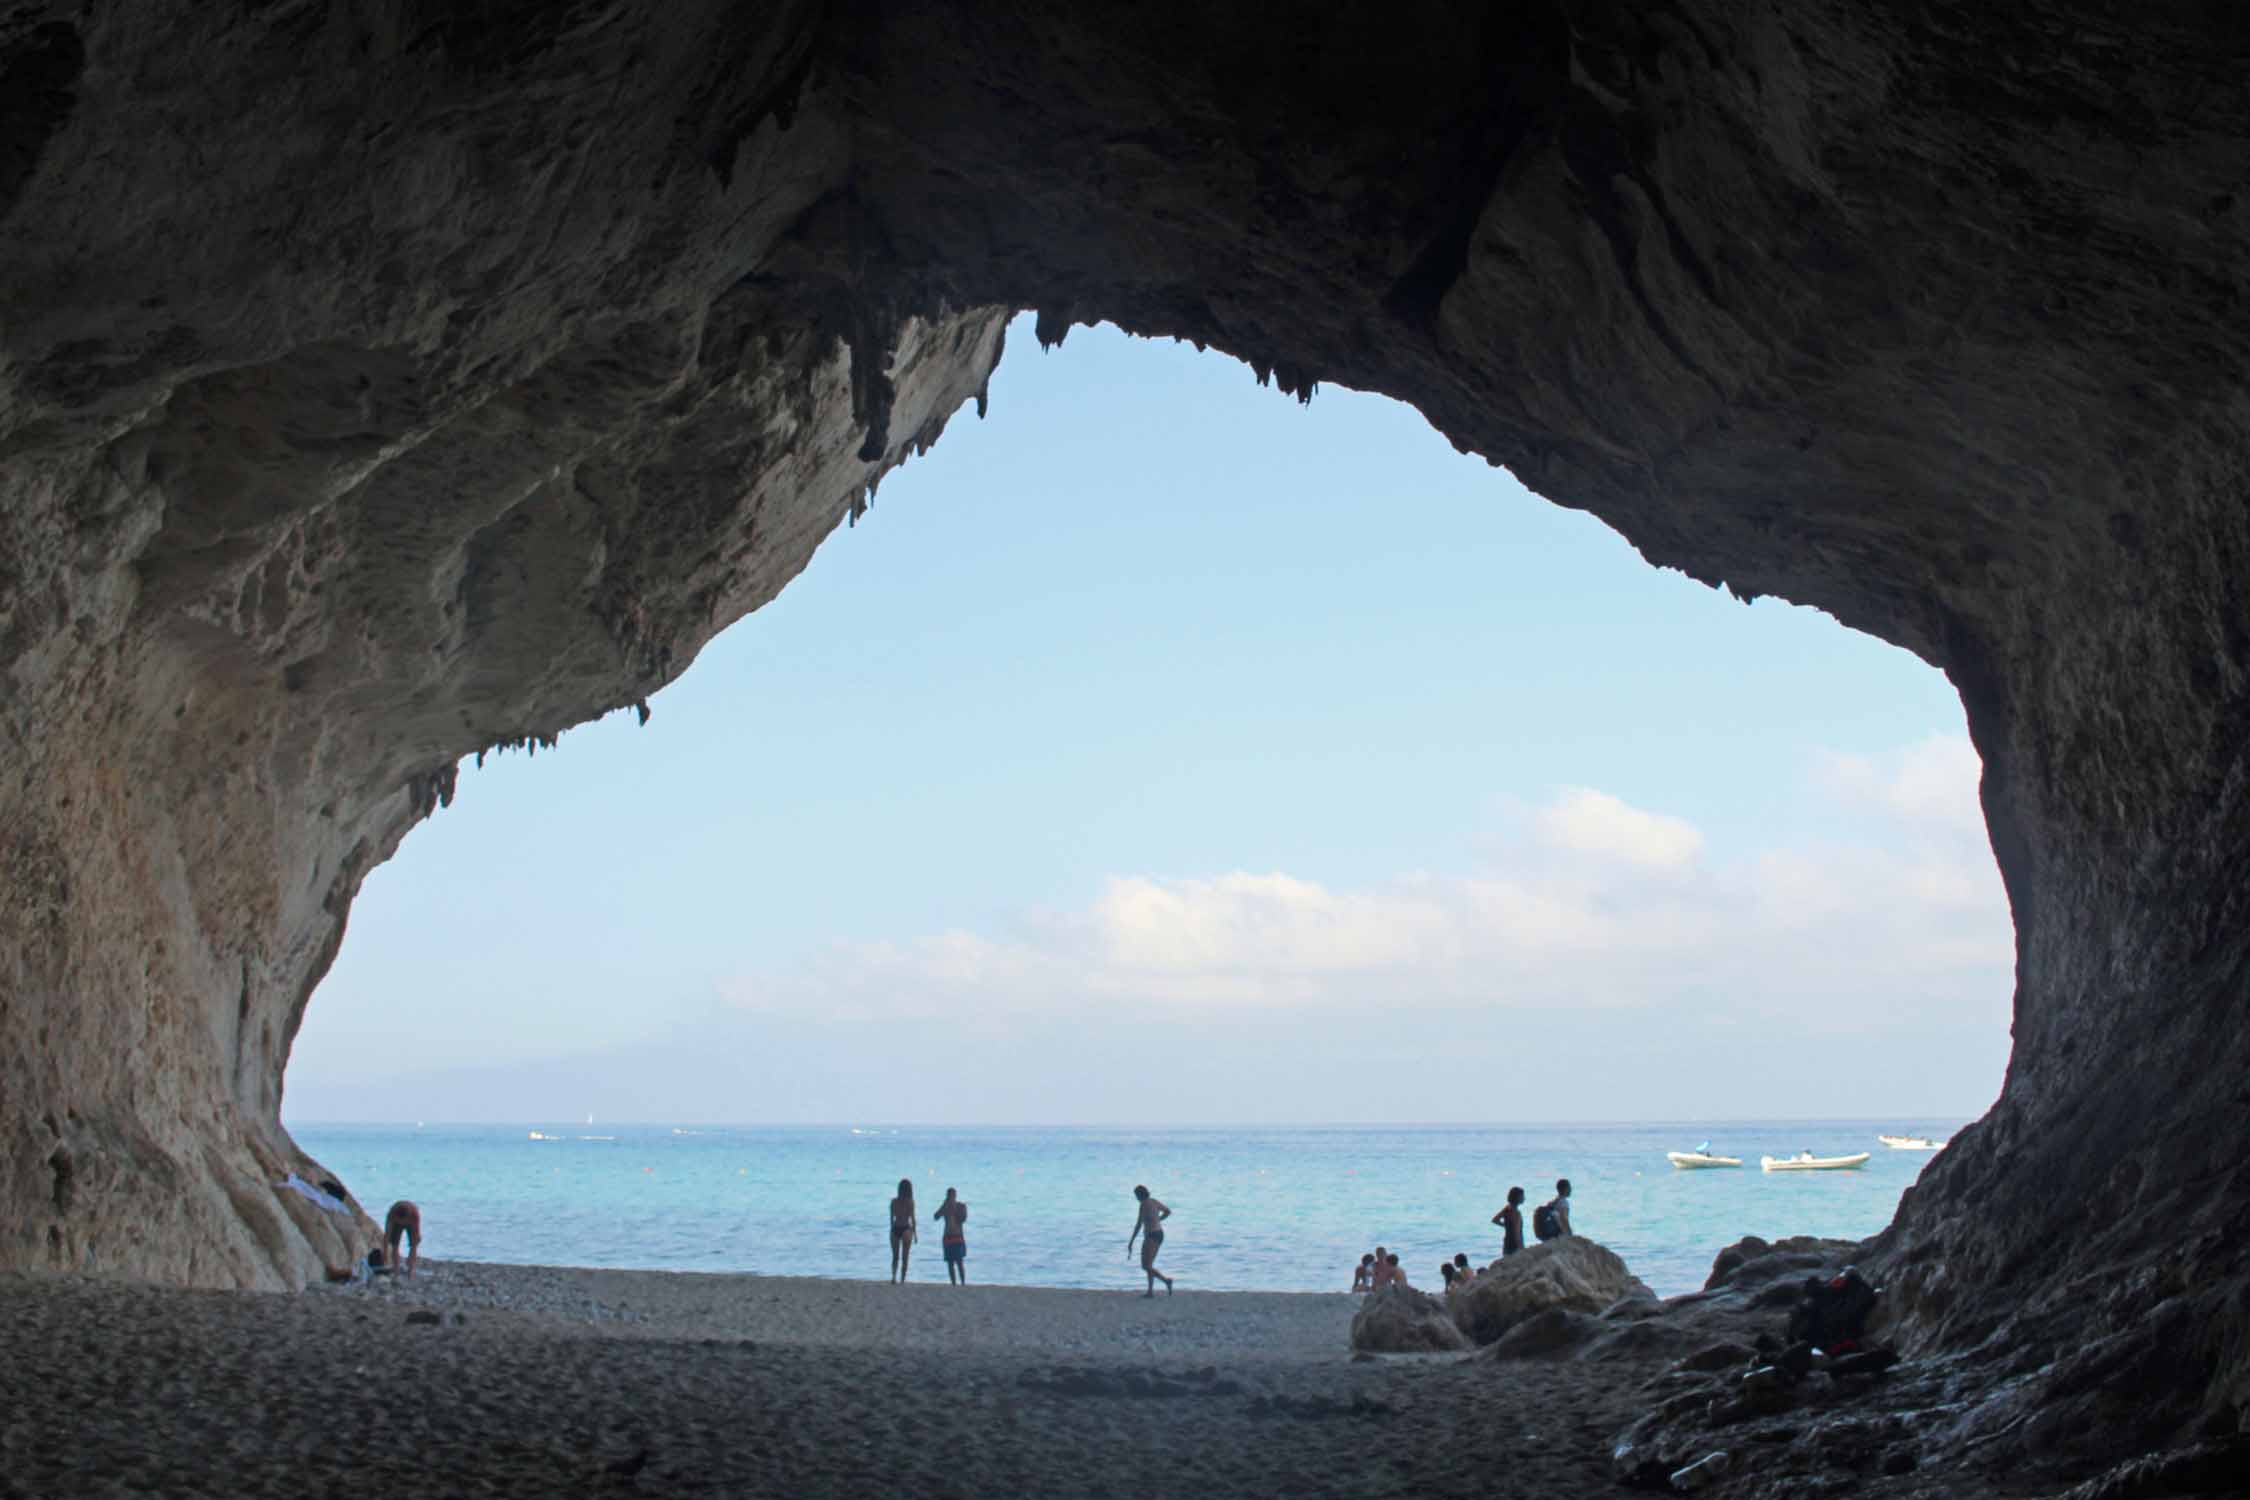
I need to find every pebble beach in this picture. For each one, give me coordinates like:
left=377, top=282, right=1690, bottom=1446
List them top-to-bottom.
left=0, top=1258, right=2021, bottom=1499
left=0, top=1262, right=1620, bottom=1498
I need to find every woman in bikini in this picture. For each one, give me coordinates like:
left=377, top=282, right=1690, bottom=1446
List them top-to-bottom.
left=888, top=1178, right=917, bottom=1283
left=1126, top=1184, right=1174, bottom=1296
left=1492, top=1185, right=1526, bottom=1257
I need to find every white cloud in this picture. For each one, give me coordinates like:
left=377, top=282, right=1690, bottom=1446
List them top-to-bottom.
left=1818, top=734, right=1986, bottom=835
left=721, top=745, right=2012, bottom=1039
left=1534, top=787, right=1704, bottom=869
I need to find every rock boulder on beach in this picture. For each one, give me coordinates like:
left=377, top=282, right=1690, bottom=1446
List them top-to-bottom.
left=1454, top=1239, right=1654, bottom=1348
left=1349, top=1287, right=1470, bottom=1354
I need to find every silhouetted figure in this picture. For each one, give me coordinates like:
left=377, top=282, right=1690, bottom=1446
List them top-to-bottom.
left=1533, top=1178, right=1572, bottom=1241
left=889, top=1179, right=917, bottom=1283
left=1127, top=1185, right=1174, bottom=1296
left=1493, top=1186, right=1526, bottom=1256
left=934, top=1187, right=969, bottom=1286
left=384, top=1200, right=422, bottom=1277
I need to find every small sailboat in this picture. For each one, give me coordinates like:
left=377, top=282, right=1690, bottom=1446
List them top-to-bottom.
left=1877, top=1134, right=1947, bottom=1150
left=1667, top=1139, right=1742, bottom=1168
left=1762, top=1151, right=1872, bottom=1172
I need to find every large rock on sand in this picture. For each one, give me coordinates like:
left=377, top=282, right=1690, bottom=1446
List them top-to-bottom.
left=1705, top=1236, right=1862, bottom=1292
left=1453, top=1238, right=1654, bottom=1347
left=1350, top=1287, right=1471, bottom=1354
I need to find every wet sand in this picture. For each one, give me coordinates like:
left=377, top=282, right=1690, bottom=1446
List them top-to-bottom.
left=0, top=1263, right=2034, bottom=1497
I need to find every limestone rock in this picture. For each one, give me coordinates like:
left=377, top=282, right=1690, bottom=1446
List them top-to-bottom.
left=3, top=1, right=2250, bottom=1474
left=1705, top=1237, right=1861, bottom=1292
left=1455, top=1239, right=1654, bottom=1347
left=1349, top=1287, right=1470, bottom=1355
left=1484, top=1307, right=1603, bottom=1361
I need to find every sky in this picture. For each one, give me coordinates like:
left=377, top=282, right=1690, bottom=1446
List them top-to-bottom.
left=283, top=314, right=2014, bottom=1126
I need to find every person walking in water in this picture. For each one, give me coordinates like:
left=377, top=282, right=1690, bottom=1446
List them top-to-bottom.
left=888, top=1179, right=918, bottom=1283
left=1126, top=1185, right=1174, bottom=1296
left=1493, top=1185, right=1526, bottom=1256
left=933, top=1187, right=970, bottom=1286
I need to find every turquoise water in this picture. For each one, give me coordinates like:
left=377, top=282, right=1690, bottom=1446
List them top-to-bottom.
left=289, top=1120, right=1965, bottom=1297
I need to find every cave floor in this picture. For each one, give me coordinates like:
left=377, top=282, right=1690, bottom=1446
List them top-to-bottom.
left=0, top=1266, right=2060, bottom=1498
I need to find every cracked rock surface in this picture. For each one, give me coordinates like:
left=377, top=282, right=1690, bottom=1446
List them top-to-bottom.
left=5, top=1, right=2250, bottom=1482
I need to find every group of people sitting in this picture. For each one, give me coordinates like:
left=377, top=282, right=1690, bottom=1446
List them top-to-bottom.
left=1350, top=1178, right=1576, bottom=1296
left=1352, top=1248, right=1487, bottom=1296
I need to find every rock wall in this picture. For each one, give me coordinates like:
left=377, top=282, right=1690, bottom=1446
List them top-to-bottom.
left=3, top=0, right=2248, bottom=1468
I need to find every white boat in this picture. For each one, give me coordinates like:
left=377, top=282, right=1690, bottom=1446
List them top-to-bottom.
left=1877, top=1134, right=1947, bottom=1150
left=1667, top=1151, right=1743, bottom=1169
left=1762, top=1151, right=1872, bottom=1172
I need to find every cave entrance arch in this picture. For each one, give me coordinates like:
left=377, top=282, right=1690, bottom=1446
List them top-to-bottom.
left=4, top=0, right=2247, bottom=1466
left=281, top=319, right=2012, bottom=1287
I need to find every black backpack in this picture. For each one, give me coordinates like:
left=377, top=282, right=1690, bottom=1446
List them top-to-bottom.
left=1532, top=1200, right=1562, bottom=1241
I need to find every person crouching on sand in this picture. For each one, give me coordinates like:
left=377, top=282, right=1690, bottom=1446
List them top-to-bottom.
left=889, top=1179, right=917, bottom=1284
left=1127, top=1185, right=1174, bottom=1296
left=934, top=1187, right=969, bottom=1286
left=383, top=1200, right=421, bottom=1278
left=1351, top=1253, right=1375, bottom=1293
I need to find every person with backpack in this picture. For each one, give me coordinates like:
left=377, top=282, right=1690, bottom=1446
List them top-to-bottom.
left=1532, top=1179, right=1573, bottom=1242
left=1492, top=1186, right=1526, bottom=1256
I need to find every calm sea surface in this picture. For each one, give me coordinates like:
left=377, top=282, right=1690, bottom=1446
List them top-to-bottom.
left=288, top=1120, right=1966, bottom=1298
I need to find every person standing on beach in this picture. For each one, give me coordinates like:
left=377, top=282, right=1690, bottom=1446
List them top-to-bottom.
left=888, top=1179, right=918, bottom=1283
left=1126, top=1185, right=1174, bottom=1296
left=1493, top=1186, right=1526, bottom=1257
left=933, top=1187, right=969, bottom=1286
left=383, top=1200, right=421, bottom=1277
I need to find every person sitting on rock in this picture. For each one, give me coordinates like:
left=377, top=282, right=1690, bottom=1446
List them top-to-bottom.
left=1493, top=1186, right=1527, bottom=1256
left=383, top=1200, right=422, bottom=1277
left=1369, top=1245, right=1393, bottom=1289
left=1385, top=1252, right=1409, bottom=1289
left=1452, top=1252, right=1476, bottom=1287
left=1351, top=1253, right=1376, bottom=1292
left=1439, top=1262, right=1458, bottom=1294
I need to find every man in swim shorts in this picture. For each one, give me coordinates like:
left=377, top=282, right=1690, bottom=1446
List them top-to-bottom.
left=1126, top=1184, right=1174, bottom=1296
left=933, top=1187, right=969, bottom=1286
left=383, top=1200, right=422, bottom=1277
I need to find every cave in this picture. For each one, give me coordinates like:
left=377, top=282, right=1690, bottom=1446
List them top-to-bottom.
left=4, top=0, right=2248, bottom=1486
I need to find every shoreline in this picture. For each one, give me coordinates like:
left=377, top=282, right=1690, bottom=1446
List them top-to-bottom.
left=312, top=1258, right=1368, bottom=1364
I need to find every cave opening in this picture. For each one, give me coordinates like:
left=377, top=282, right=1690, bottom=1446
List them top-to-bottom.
left=279, top=316, right=2010, bottom=1287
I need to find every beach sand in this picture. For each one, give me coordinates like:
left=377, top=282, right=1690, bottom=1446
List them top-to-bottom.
left=0, top=1262, right=2018, bottom=1498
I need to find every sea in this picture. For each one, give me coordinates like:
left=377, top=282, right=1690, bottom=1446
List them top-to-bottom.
left=289, top=1119, right=1966, bottom=1299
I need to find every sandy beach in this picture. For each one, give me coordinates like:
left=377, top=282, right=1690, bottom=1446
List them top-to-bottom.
left=0, top=1262, right=2024, bottom=1498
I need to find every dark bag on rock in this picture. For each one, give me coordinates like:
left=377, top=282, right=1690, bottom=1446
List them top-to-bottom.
left=1533, top=1201, right=1562, bottom=1241
left=1786, top=1267, right=1879, bottom=1351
